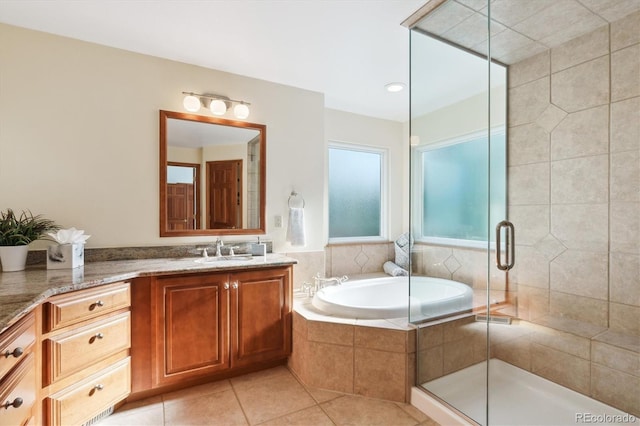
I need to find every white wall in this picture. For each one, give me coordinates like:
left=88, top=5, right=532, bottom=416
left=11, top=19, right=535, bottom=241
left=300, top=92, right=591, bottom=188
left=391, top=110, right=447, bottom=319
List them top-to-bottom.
left=0, top=23, right=326, bottom=252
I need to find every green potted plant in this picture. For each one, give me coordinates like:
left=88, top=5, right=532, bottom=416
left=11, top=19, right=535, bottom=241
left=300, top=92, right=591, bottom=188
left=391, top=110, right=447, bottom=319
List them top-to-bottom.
left=0, top=209, right=60, bottom=271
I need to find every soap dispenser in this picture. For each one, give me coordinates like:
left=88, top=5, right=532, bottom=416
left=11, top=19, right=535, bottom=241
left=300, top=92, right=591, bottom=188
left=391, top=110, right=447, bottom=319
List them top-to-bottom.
left=250, top=237, right=267, bottom=257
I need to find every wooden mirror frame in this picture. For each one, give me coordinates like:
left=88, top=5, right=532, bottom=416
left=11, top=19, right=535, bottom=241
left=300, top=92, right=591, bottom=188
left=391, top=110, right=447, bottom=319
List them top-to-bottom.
left=159, top=110, right=266, bottom=237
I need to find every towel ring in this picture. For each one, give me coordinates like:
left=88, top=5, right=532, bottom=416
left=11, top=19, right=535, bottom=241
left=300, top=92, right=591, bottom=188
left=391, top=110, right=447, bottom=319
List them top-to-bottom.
left=288, top=191, right=305, bottom=208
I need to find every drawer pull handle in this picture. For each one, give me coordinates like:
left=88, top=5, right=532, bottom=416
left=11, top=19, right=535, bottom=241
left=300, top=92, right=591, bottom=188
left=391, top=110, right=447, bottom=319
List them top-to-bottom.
left=90, top=300, right=105, bottom=310
left=89, top=333, right=105, bottom=343
left=3, top=347, right=23, bottom=358
left=94, top=384, right=104, bottom=391
left=2, top=397, right=23, bottom=409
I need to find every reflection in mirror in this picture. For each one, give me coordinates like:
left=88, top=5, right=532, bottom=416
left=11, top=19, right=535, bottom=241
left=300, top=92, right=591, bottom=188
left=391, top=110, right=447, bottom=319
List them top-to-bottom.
left=160, top=110, right=266, bottom=236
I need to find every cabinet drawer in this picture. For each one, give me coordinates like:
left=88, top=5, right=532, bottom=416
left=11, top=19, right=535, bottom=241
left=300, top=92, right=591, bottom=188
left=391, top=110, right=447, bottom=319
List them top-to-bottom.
left=44, top=282, right=130, bottom=332
left=0, top=312, right=35, bottom=379
left=45, top=312, right=131, bottom=384
left=0, top=353, right=37, bottom=426
left=47, top=357, right=130, bottom=426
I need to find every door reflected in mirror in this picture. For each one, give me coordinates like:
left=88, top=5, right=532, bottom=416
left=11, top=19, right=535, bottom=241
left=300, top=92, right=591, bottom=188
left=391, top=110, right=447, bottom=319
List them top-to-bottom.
left=160, top=110, right=266, bottom=236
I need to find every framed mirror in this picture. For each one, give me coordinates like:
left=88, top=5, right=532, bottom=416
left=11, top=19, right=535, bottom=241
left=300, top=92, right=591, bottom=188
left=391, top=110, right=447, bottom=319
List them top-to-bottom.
left=159, top=110, right=266, bottom=236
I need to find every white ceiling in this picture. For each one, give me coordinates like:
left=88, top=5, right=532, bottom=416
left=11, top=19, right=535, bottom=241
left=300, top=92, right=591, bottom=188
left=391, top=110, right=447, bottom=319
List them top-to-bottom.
left=0, top=0, right=430, bottom=122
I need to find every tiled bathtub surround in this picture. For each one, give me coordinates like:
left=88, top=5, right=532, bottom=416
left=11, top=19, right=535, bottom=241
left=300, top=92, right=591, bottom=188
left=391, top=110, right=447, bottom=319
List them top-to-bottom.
left=501, top=11, right=640, bottom=416
left=325, top=242, right=394, bottom=277
left=289, top=301, right=416, bottom=403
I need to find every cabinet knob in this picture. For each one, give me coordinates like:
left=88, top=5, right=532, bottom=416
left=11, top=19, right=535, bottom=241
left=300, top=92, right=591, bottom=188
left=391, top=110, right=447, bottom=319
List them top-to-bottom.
left=232, top=282, right=238, bottom=289
left=224, top=283, right=230, bottom=290
left=90, top=333, right=104, bottom=343
left=95, top=333, right=104, bottom=339
left=3, top=347, right=23, bottom=358
left=94, top=384, right=104, bottom=391
left=2, top=397, right=23, bottom=409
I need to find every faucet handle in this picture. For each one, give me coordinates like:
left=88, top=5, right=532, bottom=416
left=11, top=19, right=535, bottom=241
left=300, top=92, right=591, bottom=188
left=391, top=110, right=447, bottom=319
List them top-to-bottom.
left=228, top=246, right=240, bottom=256
left=197, top=247, right=209, bottom=258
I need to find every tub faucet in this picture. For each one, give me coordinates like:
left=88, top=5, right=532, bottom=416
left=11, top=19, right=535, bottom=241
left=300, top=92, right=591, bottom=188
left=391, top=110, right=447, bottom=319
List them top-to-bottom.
left=314, top=273, right=348, bottom=290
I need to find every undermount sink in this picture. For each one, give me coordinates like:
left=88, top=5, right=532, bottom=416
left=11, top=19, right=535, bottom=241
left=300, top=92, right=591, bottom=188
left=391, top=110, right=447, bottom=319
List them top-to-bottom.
left=194, top=255, right=254, bottom=263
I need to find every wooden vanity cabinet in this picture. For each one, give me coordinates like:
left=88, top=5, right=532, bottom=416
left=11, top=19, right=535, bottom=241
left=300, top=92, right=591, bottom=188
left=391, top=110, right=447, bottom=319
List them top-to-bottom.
left=143, top=266, right=292, bottom=391
left=42, top=282, right=132, bottom=426
left=0, top=312, right=37, bottom=426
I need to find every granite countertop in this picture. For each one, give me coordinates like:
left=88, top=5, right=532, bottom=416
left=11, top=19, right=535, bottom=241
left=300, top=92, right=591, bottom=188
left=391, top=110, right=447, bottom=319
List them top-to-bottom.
left=0, top=254, right=297, bottom=332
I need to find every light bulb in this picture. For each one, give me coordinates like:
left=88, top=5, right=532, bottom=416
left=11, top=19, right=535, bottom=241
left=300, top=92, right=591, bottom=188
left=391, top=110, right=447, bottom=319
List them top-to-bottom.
left=183, top=95, right=201, bottom=112
left=209, top=99, right=227, bottom=115
left=234, top=103, right=250, bottom=119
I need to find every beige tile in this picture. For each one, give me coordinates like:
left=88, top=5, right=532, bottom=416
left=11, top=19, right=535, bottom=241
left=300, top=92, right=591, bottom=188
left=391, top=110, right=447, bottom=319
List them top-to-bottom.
left=416, top=0, right=475, bottom=36
left=489, top=0, right=557, bottom=27
left=581, top=0, right=640, bottom=22
left=514, top=1, right=603, bottom=42
left=611, top=10, right=640, bottom=51
left=444, top=13, right=506, bottom=49
left=541, top=15, right=608, bottom=49
left=551, top=26, right=609, bottom=72
left=487, top=28, right=543, bottom=61
left=498, top=42, right=549, bottom=66
left=612, top=44, right=640, bottom=102
left=509, top=50, right=550, bottom=88
left=551, top=56, right=609, bottom=112
left=508, top=77, right=550, bottom=126
left=611, top=97, right=640, bottom=152
left=535, top=104, right=568, bottom=133
left=550, top=105, right=609, bottom=160
left=508, top=123, right=549, bottom=166
left=611, top=151, right=640, bottom=202
left=550, top=155, right=608, bottom=204
left=508, top=163, right=549, bottom=205
left=610, top=202, right=640, bottom=254
left=550, top=204, right=608, bottom=252
left=509, top=206, right=549, bottom=246
left=533, top=234, right=567, bottom=260
left=361, top=243, right=392, bottom=274
left=329, top=245, right=364, bottom=276
left=416, top=245, right=452, bottom=279
left=513, top=245, right=549, bottom=289
left=550, top=249, right=609, bottom=300
left=288, top=251, right=325, bottom=290
left=610, top=252, right=640, bottom=307
left=516, top=285, right=550, bottom=321
left=549, top=291, right=608, bottom=327
left=610, top=302, right=640, bottom=336
left=292, top=310, right=308, bottom=337
left=534, top=314, right=607, bottom=338
left=442, top=317, right=477, bottom=343
left=307, top=320, right=354, bottom=345
left=418, top=324, right=444, bottom=351
left=354, top=326, right=409, bottom=353
left=530, top=326, right=591, bottom=360
left=593, top=329, right=640, bottom=353
left=289, top=330, right=309, bottom=381
left=492, top=334, right=531, bottom=371
left=443, top=340, right=476, bottom=374
left=306, top=341, right=354, bottom=393
left=592, top=341, right=640, bottom=377
left=530, top=343, right=591, bottom=394
left=418, top=346, right=444, bottom=383
left=354, top=348, right=407, bottom=402
left=591, top=364, right=640, bottom=417
left=231, top=366, right=292, bottom=387
left=232, top=367, right=315, bottom=424
left=162, top=378, right=232, bottom=403
left=305, top=386, right=344, bottom=404
left=164, top=389, right=248, bottom=426
left=321, top=394, right=419, bottom=426
left=114, top=395, right=163, bottom=413
left=396, top=401, right=432, bottom=424
left=100, top=404, right=165, bottom=426
left=259, top=405, right=334, bottom=426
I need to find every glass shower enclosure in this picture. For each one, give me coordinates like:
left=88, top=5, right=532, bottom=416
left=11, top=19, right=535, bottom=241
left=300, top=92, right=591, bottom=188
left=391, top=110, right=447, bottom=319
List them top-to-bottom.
left=408, top=0, right=640, bottom=424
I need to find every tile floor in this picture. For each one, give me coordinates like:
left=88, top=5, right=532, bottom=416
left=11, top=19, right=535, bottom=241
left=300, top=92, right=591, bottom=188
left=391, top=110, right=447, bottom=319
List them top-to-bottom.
left=100, top=366, right=440, bottom=426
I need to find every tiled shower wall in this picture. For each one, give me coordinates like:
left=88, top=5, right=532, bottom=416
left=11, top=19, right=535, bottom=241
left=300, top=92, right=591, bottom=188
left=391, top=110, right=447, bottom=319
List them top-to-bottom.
left=504, top=12, right=640, bottom=415
left=508, top=12, right=639, bottom=334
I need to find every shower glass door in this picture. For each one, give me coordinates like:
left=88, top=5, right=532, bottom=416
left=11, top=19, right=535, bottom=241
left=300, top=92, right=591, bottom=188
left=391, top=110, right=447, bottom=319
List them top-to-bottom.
left=409, top=1, right=509, bottom=424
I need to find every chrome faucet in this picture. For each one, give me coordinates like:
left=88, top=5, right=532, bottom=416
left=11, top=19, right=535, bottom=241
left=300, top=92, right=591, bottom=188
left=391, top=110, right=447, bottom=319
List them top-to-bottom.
left=215, top=238, right=224, bottom=257
left=313, top=273, right=348, bottom=290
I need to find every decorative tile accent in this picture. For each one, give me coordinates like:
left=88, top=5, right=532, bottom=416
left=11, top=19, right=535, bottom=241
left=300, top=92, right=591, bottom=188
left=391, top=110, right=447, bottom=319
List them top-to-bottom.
left=535, top=104, right=568, bottom=133
left=550, top=105, right=609, bottom=160
left=533, top=234, right=567, bottom=261
left=354, top=250, right=369, bottom=268
left=444, top=255, right=461, bottom=274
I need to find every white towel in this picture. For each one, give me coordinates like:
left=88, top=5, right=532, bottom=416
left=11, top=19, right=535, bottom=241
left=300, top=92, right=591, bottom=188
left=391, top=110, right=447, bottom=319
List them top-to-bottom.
left=286, top=207, right=306, bottom=246
left=383, top=261, right=408, bottom=277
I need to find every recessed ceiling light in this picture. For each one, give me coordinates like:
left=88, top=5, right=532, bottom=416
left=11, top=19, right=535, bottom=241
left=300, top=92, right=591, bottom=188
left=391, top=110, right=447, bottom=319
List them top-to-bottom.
left=385, top=82, right=405, bottom=92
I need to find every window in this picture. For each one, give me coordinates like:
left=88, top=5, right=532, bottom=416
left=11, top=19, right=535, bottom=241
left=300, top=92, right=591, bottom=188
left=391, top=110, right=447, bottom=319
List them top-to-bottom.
left=415, top=129, right=505, bottom=246
left=328, top=143, right=387, bottom=242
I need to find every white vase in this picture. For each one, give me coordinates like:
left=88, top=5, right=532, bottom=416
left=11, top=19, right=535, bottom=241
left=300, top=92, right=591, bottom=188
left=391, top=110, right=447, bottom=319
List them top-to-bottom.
left=0, top=245, right=29, bottom=272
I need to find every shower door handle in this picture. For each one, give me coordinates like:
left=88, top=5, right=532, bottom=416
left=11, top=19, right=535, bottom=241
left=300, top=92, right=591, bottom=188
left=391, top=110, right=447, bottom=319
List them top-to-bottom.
left=495, top=220, right=515, bottom=271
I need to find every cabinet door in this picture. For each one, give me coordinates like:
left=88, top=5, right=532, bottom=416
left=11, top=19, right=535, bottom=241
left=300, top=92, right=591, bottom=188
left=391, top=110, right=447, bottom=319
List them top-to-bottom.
left=230, top=267, right=291, bottom=368
left=153, top=273, right=229, bottom=386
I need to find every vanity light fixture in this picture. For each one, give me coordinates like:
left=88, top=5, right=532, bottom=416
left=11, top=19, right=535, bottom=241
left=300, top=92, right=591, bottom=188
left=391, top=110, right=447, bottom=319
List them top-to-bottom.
left=385, top=82, right=405, bottom=92
left=181, top=91, right=251, bottom=119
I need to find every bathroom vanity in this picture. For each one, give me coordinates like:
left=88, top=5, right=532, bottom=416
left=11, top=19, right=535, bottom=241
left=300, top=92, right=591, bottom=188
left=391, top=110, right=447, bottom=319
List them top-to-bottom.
left=0, top=254, right=295, bottom=425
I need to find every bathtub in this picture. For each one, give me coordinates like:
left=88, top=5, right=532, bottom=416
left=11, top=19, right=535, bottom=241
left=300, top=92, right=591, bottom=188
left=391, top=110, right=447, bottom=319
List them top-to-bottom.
left=311, top=275, right=473, bottom=320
